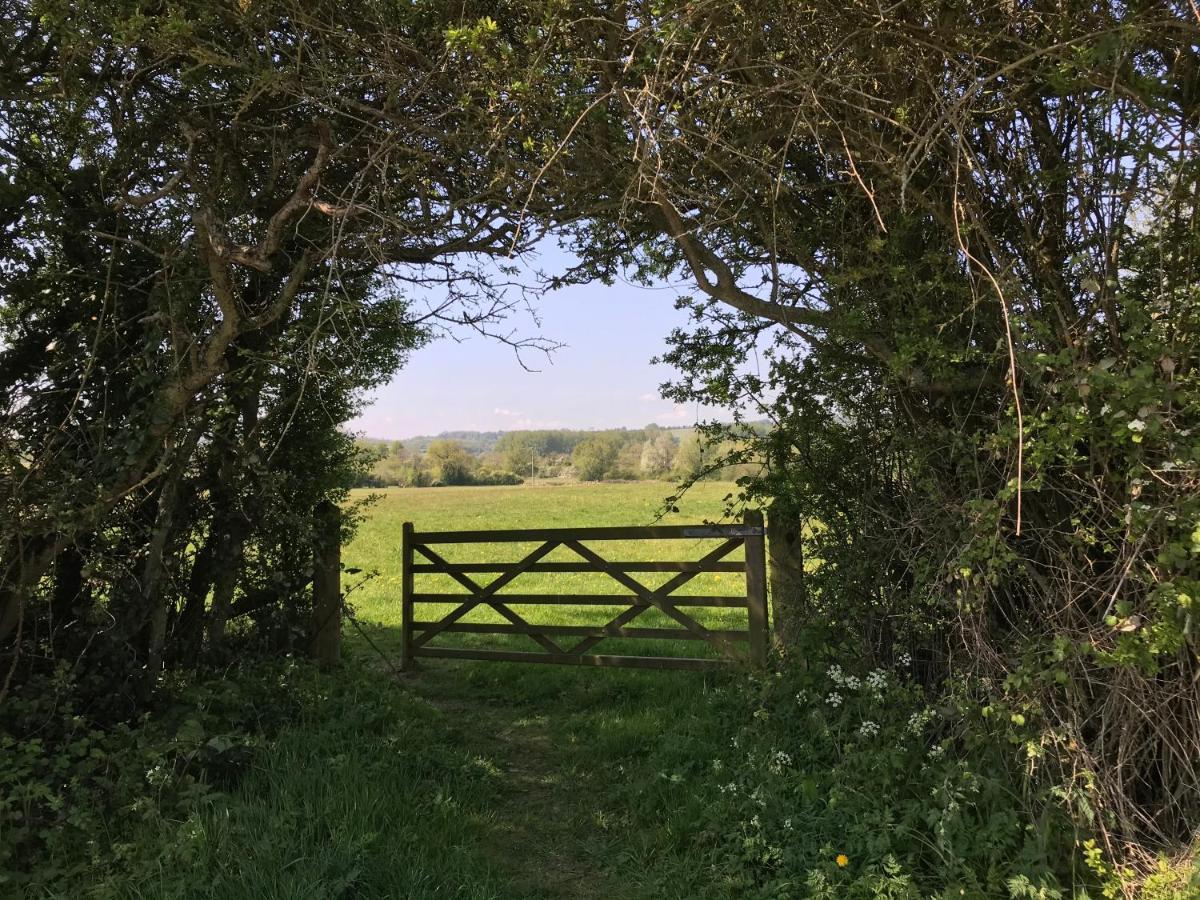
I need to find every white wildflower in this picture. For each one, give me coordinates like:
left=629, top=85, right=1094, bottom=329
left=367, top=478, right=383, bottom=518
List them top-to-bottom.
left=1127, top=418, right=1147, bottom=432
left=897, top=652, right=912, bottom=667
left=826, top=691, right=843, bottom=708
left=907, top=708, right=934, bottom=734
left=858, top=720, right=880, bottom=738
left=768, top=749, right=793, bottom=774
left=712, top=759, right=724, bottom=773
left=750, top=814, right=761, bottom=828
left=784, top=818, right=793, bottom=830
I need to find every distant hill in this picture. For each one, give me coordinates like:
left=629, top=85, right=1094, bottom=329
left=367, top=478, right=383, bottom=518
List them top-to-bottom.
left=357, top=424, right=702, bottom=457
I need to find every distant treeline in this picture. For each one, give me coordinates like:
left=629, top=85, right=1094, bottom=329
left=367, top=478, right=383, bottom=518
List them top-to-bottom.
left=353, top=424, right=762, bottom=487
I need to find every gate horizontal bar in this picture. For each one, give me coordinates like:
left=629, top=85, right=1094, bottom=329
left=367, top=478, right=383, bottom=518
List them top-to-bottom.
left=412, top=525, right=762, bottom=543
left=411, top=560, right=745, bottom=574
left=411, top=592, right=749, bottom=607
left=410, top=621, right=750, bottom=641
left=413, top=646, right=734, bottom=670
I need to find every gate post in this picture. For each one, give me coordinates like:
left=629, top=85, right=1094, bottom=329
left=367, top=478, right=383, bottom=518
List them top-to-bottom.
left=311, top=500, right=342, bottom=667
left=766, top=501, right=806, bottom=653
left=743, top=509, right=768, bottom=668
left=400, top=521, right=415, bottom=671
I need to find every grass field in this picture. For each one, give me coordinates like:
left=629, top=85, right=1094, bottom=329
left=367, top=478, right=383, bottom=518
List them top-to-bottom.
left=344, top=480, right=753, bottom=661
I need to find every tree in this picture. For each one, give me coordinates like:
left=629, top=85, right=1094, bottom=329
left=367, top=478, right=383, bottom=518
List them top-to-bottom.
left=0, top=0, right=559, bottom=702
left=532, top=0, right=1200, bottom=860
left=497, top=433, right=537, bottom=476
left=639, top=433, right=677, bottom=477
left=671, top=433, right=709, bottom=481
left=571, top=435, right=620, bottom=481
left=424, top=440, right=475, bottom=486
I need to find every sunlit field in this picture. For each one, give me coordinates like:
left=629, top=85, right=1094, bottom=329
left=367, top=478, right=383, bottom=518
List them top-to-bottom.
left=343, top=481, right=753, bottom=662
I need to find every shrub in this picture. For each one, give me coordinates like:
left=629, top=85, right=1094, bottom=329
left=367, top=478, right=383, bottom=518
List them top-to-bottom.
left=572, top=435, right=622, bottom=481
left=472, top=469, right=524, bottom=486
left=0, top=660, right=313, bottom=893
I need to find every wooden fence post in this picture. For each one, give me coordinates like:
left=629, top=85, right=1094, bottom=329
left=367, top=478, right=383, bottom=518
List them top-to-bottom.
left=311, top=500, right=342, bottom=667
left=766, top=501, right=806, bottom=653
left=743, top=508, right=768, bottom=668
left=400, top=521, right=415, bottom=672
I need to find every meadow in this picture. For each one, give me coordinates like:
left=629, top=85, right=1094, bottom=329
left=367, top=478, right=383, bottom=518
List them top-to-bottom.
left=343, top=480, right=754, bottom=662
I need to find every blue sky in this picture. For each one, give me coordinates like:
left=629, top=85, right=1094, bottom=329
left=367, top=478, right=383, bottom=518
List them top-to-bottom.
left=349, top=262, right=714, bottom=440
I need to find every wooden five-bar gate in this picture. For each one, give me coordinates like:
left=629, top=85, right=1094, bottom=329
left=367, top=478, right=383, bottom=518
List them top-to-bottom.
left=399, top=510, right=768, bottom=671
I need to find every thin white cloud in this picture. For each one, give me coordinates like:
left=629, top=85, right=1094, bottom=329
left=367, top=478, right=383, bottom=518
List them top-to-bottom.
left=647, top=406, right=693, bottom=422
left=493, top=407, right=520, bottom=417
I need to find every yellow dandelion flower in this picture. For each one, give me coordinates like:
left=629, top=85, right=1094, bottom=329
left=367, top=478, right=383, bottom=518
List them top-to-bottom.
left=836, top=853, right=849, bottom=868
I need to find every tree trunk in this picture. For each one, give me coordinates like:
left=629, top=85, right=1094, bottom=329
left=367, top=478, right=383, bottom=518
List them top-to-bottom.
left=143, top=426, right=202, bottom=679
left=0, top=536, right=58, bottom=697
left=50, top=543, right=90, bottom=645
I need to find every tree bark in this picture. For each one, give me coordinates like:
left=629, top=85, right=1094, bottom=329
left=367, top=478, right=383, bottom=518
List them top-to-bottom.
left=143, top=425, right=203, bottom=678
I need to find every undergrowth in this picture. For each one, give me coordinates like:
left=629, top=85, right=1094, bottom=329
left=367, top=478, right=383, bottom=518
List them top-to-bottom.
left=608, top=654, right=1200, bottom=899
left=0, top=659, right=512, bottom=899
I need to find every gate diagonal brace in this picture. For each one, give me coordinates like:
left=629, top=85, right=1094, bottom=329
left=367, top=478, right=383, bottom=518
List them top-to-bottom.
left=561, top=538, right=746, bottom=660
left=411, top=541, right=564, bottom=654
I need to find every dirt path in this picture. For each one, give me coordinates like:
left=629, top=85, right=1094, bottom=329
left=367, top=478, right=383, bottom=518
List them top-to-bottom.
left=415, top=689, right=620, bottom=900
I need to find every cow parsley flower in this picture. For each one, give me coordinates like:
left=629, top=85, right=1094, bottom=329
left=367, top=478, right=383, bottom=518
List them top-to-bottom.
left=826, top=691, right=843, bottom=708
left=907, top=708, right=934, bottom=734
left=858, top=720, right=880, bottom=738
left=768, top=749, right=793, bottom=774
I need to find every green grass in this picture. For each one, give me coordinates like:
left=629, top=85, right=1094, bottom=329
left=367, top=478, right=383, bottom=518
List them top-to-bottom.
left=343, top=481, right=752, bottom=660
